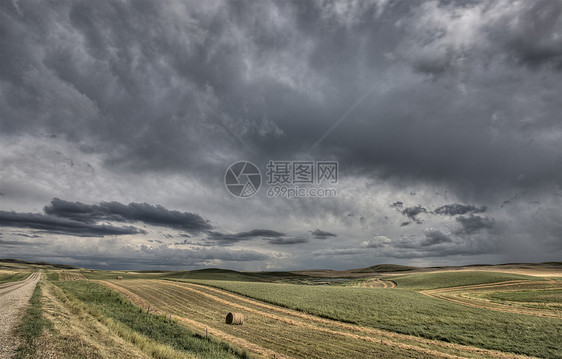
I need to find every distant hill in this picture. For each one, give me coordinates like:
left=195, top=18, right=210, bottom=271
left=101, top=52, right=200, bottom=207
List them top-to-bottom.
left=0, top=258, right=78, bottom=269
left=353, top=264, right=416, bottom=273
left=165, top=268, right=312, bottom=282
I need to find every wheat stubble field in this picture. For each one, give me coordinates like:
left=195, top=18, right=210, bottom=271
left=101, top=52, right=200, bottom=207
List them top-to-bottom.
left=1, top=260, right=561, bottom=359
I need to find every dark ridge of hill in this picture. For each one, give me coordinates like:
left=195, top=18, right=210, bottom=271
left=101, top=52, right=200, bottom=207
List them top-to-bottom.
left=0, top=258, right=78, bottom=269
left=353, top=264, right=417, bottom=273
left=164, top=268, right=313, bottom=282
left=192, top=268, right=239, bottom=273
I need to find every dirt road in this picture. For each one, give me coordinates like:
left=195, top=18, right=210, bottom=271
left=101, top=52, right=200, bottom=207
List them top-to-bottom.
left=0, top=271, right=41, bottom=359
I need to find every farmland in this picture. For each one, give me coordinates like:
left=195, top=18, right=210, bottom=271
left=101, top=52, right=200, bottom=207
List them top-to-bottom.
left=1, top=261, right=561, bottom=358
left=0, top=271, right=31, bottom=284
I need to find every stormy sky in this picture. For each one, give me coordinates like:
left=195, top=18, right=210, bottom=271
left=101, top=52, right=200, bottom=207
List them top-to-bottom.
left=0, top=0, right=560, bottom=270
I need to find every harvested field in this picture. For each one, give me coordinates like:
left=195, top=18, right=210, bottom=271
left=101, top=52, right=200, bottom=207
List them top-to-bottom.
left=59, top=271, right=88, bottom=281
left=101, top=278, right=541, bottom=359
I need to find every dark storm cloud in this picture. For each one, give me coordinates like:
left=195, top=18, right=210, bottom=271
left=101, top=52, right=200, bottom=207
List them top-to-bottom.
left=1, top=0, right=560, bottom=197
left=404, top=0, right=562, bottom=76
left=44, top=198, right=212, bottom=233
left=390, top=201, right=404, bottom=209
left=433, top=204, right=487, bottom=216
left=401, top=206, right=427, bottom=223
left=0, top=211, right=144, bottom=237
left=454, top=215, right=496, bottom=235
left=420, top=228, right=453, bottom=246
left=206, top=229, right=286, bottom=244
left=311, top=229, right=337, bottom=239
left=269, top=237, right=308, bottom=245
left=313, top=248, right=368, bottom=256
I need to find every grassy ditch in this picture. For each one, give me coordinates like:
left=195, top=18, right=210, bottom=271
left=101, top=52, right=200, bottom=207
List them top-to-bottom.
left=14, top=283, right=52, bottom=358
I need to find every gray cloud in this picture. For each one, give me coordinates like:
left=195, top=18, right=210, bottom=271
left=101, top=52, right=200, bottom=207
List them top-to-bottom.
left=402, top=0, right=562, bottom=76
left=44, top=198, right=212, bottom=233
left=390, top=201, right=404, bottom=209
left=433, top=204, right=487, bottom=216
left=401, top=205, right=427, bottom=223
left=0, top=211, right=144, bottom=237
left=455, top=215, right=496, bottom=235
left=421, top=228, right=453, bottom=246
left=206, top=229, right=286, bottom=245
left=311, top=229, right=337, bottom=239
left=269, top=237, right=308, bottom=245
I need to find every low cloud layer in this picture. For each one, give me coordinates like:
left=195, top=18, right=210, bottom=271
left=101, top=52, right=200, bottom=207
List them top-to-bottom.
left=44, top=198, right=212, bottom=233
left=434, top=204, right=487, bottom=216
left=0, top=210, right=144, bottom=237
left=311, top=229, right=337, bottom=239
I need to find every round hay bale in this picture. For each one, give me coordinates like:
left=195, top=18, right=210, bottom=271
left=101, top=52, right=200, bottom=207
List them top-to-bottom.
left=225, top=312, right=243, bottom=325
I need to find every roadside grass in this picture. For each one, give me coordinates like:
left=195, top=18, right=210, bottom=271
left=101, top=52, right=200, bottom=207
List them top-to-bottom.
left=0, top=271, right=31, bottom=284
left=385, top=271, right=539, bottom=290
left=183, top=279, right=562, bottom=358
left=55, top=280, right=248, bottom=359
left=14, top=283, right=52, bottom=359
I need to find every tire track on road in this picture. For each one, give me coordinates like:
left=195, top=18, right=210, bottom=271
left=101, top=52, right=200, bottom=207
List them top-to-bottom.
left=0, top=271, right=41, bottom=359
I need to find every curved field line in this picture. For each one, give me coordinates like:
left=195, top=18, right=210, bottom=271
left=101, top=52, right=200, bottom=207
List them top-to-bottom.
left=352, top=278, right=396, bottom=288
left=155, top=280, right=533, bottom=359
left=385, top=280, right=397, bottom=288
left=420, top=281, right=562, bottom=319
left=422, top=281, right=537, bottom=294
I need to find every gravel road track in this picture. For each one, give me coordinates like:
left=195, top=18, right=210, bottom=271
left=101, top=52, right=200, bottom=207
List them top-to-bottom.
left=0, top=271, right=41, bottom=359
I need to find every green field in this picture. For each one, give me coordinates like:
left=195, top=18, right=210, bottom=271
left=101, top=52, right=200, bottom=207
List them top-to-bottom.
left=385, top=271, right=539, bottom=290
left=177, top=275, right=562, bottom=358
